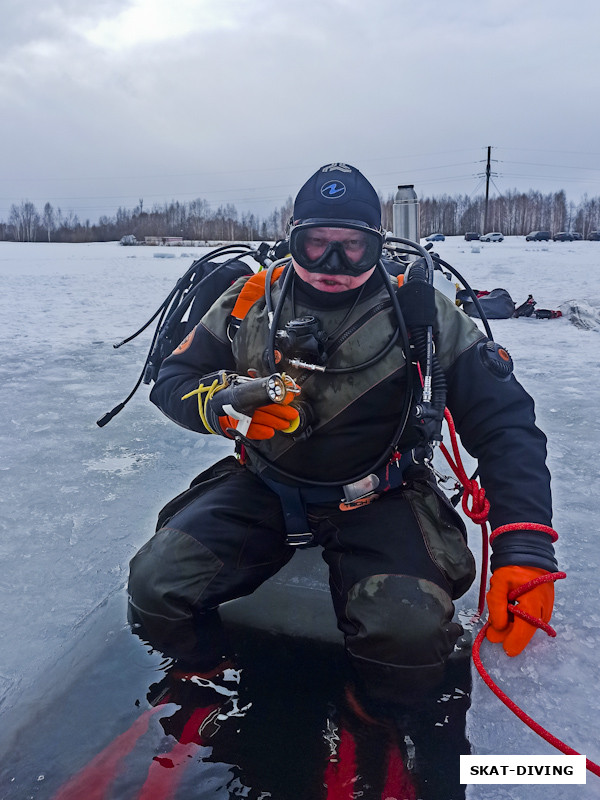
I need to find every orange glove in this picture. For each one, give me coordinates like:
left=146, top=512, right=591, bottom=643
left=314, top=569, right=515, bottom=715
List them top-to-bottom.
left=219, top=395, right=300, bottom=440
left=486, top=566, right=554, bottom=657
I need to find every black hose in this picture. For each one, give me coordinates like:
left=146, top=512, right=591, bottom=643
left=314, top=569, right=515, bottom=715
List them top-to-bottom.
left=383, top=240, right=494, bottom=341
left=389, top=242, right=446, bottom=451
left=98, top=244, right=257, bottom=426
left=113, top=244, right=255, bottom=349
left=433, top=256, right=494, bottom=339
left=266, top=263, right=295, bottom=372
left=96, top=300, right=171, bottom=427
left=409, top=325, right=447, bottom=443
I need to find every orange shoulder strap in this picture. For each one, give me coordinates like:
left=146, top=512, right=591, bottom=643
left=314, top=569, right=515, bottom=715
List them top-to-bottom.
left=230, top=266, right=286, bottom=321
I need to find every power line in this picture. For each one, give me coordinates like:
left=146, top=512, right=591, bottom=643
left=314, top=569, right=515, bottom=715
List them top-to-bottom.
left=4, top=146, right=600, bottom=222
left=499, top=146, right=600, bottom=158
left=501, top=160, right=600, bottom=172
left=500, top=172, right=600, bottom=185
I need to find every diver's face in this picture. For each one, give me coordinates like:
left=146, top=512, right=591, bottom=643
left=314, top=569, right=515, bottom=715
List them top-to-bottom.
left=292, top=262, right=375, bottom=293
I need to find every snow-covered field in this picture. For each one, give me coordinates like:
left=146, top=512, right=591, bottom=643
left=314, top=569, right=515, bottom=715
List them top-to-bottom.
left=0, top=238, right=599, bottom=797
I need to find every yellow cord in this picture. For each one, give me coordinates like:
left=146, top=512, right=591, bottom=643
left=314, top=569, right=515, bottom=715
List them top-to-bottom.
left=181, top=371, right=301, bottom=436
left=181, top=372, right=229, bottom=435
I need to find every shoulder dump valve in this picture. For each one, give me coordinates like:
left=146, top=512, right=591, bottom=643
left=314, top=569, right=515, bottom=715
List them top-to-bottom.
left=478, top=340, right=514, bottom=379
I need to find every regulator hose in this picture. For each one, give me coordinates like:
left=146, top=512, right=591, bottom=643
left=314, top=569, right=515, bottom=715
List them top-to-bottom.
left=402, top=255, right=447, bottom=454
left=409, top=325, right=447, bottom=449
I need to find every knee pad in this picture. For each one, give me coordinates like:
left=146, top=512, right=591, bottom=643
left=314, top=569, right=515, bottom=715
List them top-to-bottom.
left=127, top=528, right=225, bottom=663
left=129, top=529, right=222, bottom=617
left=344, top=574, right=463, bottom=671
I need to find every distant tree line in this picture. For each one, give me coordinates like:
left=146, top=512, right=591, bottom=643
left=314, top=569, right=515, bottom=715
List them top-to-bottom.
left=3, top=189, right=600, bottom=243
left=392, top=189, right=600, bottom=238
left=0, top=197, right=295, bottom=244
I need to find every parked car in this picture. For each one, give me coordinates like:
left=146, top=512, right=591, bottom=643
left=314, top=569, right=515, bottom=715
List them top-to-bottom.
left=525, top=231, right=551, bottom=241
left=588, top=231, right=600, bottom=241
left=464, top=232, right=481, bottom=241
left=480, top=232, right=504, bottom=242
left=553, top=232, right=574, bottom=242
left=571, top=232, right=583, bottom=240
left=425, top=233, right=445, bottom=242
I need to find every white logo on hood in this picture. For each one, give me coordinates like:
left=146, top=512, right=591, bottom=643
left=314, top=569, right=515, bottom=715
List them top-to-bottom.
left=321, top=163, right=352, bottom=173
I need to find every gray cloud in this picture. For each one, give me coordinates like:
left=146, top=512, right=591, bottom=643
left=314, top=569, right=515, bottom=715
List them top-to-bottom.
left=1, top=0, right=600, bottom=222
left=1, top=0, right=131, bottom=51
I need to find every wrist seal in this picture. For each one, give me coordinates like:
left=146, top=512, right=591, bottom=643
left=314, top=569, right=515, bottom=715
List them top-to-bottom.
left=490, top=529, right=558, bottom=574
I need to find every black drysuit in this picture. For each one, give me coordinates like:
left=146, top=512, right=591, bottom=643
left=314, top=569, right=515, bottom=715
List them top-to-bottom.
left=128, top=267, right=557, bottom=698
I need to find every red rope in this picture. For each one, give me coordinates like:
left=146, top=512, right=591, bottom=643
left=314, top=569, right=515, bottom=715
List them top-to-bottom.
left=439, top=408, right=489, bottom=616
left=439, top=409, right=600, bottom=778
left=491, top=522, right=559, bottom=544
left=472, top=579, right=600, bottom=779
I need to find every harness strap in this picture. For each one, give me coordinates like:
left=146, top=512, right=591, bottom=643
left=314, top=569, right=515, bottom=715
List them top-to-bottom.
left=229, top=266, right=286, bottom=323
left=258, top=453, right=413, bottom=547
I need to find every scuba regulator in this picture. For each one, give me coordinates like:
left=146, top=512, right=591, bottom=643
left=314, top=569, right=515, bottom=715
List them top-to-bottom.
left=270, top=316, right=328, bottom=372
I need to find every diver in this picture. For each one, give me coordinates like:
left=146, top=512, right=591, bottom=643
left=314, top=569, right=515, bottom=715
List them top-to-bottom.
left=127, top=163, right=559, bottom=705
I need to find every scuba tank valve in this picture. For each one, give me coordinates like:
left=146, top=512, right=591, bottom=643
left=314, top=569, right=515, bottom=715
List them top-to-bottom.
left=392, top=185, right=420, bottom=251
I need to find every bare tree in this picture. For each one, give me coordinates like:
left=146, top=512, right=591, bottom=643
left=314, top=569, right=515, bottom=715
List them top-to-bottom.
left=9, top=201, right=40, bottom=242
left=43, top=202, right=56, bottom=242
left=8, top=205, right=24, bottom=242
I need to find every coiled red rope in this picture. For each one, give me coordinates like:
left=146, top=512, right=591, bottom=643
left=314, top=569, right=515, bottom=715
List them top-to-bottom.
left=440, top=409, right=600, bottom=778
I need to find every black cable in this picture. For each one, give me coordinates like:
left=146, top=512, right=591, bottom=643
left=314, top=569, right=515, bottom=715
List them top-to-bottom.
left=383, top=237, right=436, bottom=390
left=382, top=241, right=494, bottom=340
left=383, top=241, right=486, bottom=489
left=97, top=244, right=257, bottom=426
left=113, top=244, right=254, bottom=349
left=433, top=256, right=494, bottom=339
left=264, top=258, right=289, bottom=321
left=266, top=263, right=295, bottom=372
left=96, top=301, right=171, bottom=427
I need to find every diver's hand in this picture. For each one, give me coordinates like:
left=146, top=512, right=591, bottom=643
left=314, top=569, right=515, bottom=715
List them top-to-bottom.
left=183, top=371, right=299, bottom=438
left=219, top=401, right=299, bottom=440
left=486, top=565, right=554, bottom=656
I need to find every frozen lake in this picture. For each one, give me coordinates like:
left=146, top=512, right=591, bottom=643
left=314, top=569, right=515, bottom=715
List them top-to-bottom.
left=0, top=237, right=599, bottom=798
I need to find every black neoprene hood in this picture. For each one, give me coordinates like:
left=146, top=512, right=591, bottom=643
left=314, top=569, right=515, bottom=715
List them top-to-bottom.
left=293, top=163, right=382, bottom=229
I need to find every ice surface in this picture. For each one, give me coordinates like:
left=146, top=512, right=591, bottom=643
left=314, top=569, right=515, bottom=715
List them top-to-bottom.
left=0, top=239, right=599, bottom=797
left=0, top=242, right=234, bottom=735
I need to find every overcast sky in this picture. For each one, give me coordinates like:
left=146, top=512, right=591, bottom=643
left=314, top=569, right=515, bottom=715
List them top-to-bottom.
left=2, top=0, right=599, bottom=223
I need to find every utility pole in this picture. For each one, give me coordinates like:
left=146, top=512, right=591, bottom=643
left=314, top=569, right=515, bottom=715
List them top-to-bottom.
left=478, top=146, right=500, bottom=232
left=483, top=146, right=491, bottom=234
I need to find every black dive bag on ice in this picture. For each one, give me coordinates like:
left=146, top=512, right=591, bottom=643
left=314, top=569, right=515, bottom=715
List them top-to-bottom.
left=456, top=287, right=515, bottom=320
